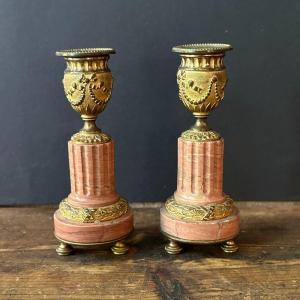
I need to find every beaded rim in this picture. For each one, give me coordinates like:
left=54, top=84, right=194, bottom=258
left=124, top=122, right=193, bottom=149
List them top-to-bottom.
left=172, top=43, right=232, bottom=54
left=56, top=48, right=115, bottom=57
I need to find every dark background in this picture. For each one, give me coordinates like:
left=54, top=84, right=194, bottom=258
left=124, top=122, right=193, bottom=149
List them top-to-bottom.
left=0, top=0, right=299, bottom=204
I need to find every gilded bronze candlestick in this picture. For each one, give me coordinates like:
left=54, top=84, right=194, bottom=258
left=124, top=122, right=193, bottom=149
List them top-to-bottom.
left=160, top=43, right=240, bottom=254
left=54, top=48, right=134, bottom=255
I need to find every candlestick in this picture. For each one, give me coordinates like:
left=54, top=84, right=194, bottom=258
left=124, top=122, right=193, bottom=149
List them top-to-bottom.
left=160, top=43, right=240, bottom=254
left=54, top=48, right=134, bottom=255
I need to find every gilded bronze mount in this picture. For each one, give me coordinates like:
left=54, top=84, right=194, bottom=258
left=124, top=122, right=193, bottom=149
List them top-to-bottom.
left=173, top=43, right=232, bottom=142
left=56, top=48, right=116, bottom=144
left=165, top=195, right=234, bottom=221
left=59, top=198, right=129, bottom=223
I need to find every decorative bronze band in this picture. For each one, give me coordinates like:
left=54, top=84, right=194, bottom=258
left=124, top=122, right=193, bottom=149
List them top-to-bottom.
left=172, top=43, right=232, bottom=55
left=56, top=48, right=115, bottom=58
left=181, top=128, right=220, bottom=142
left=71, top=131, right=111, bottom=144
left=165, top=195, right=233, bottom=221
left=59, top=198, right=129, bottom=223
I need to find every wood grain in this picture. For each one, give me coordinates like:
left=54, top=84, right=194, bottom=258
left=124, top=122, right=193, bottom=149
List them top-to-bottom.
left=0, top=202, right=299, bottom=299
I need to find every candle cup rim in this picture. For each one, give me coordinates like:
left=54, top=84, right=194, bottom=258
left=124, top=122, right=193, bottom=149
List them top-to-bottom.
left=172, top=43, right=232, bottom=55
left=56, top=48, right=116, bottom=58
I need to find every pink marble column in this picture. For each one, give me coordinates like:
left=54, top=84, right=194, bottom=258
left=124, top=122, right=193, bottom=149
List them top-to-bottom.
left=160, top=137, right=240, bottom=243
left=175, top=138, right=225, bottom=205
left=54, top=140, right=133, bottom=244
left=67, top=141, right=119, bottom=208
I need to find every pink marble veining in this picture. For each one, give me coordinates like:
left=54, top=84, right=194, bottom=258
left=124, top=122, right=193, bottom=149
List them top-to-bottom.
left=160, top=137, right=240, bottom=243
left=175, top=138, right=225, bottom=205
left=54, top=140, right=134, bottom=244
left=67, top=141, right=119, bottom=208
left=161, top=207, right=240, bottom=242
left=54, top=209, right=134, bottom=244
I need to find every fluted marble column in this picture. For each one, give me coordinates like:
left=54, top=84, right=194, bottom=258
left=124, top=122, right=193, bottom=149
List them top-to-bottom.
left=160, top=137, right=239, bottom=245
left=174, top=138, right=224, bottom=205
left=54, top=139, right=133, bottom=245
left=67, top=141, right=119, bottom=207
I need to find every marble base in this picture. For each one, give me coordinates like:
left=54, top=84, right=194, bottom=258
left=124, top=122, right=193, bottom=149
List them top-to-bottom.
left=160, top=206, right=240, bottom=243
left=54, top=209, right=134, bottom=244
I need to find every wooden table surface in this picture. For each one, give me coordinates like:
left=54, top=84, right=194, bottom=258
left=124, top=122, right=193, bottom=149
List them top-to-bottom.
left=0, top=202, right=299, bottom=300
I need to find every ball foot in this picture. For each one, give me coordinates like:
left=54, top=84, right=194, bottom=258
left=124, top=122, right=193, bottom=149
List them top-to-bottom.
left=165, top=239, right=182, bottom=255
left=221, top=240, right=238, bottom=253
left=111, top=241, right=129, bottom=255
left=56, top=242, right=73, bottom=256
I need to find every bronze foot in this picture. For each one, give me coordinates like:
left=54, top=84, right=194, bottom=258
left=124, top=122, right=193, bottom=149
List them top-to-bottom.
left=165, top=239, right=182, bottom=255
left=221, top=240, right=238, bottom=253
left=111, top=241, right=129, bottom=255
left=56, top=242, right=73, bottom=256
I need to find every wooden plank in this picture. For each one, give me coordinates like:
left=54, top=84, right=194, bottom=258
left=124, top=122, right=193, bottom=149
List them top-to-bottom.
left=0, top=202, right=299, bottom=299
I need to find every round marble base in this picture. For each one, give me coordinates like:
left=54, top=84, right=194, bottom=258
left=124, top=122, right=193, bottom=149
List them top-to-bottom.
left=160, top=206, right=240, bottom=243
left=54, top=209, right=134, bottom=244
